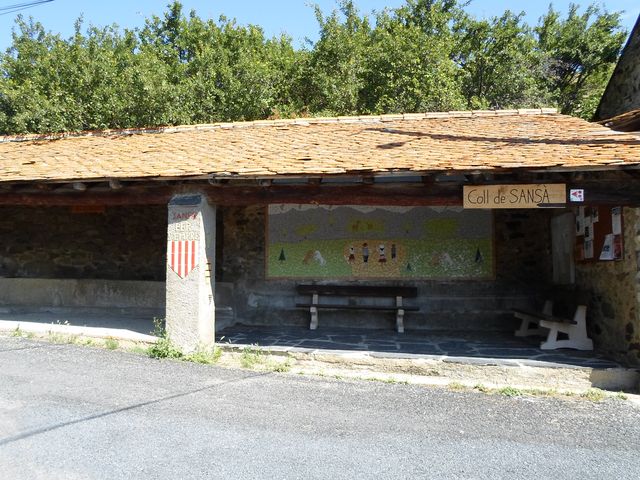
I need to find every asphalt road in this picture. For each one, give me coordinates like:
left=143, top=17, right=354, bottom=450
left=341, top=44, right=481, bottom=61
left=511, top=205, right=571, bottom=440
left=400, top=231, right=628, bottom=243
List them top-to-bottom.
left=1, top=337, right=639, bottom=480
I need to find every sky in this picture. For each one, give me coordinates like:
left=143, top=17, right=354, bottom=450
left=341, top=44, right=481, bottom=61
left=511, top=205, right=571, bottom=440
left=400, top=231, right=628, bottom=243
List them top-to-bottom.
left=0, top=0, right=638, bottom=50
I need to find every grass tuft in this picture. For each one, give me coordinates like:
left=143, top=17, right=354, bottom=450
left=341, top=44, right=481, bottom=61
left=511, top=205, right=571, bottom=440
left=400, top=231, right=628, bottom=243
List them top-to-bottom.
left=147, top=318, right=183, bottom=359
left=241, top=345, right=264, bottom=369
left=185, top=347, right=222, bottom=365
left=473, top=384, right=490, bottom=393
left=498, top=386, right=523, bottom=397
left=581, top=388, right=606, bottom=402
left=614, top=391, right=628, bottom=401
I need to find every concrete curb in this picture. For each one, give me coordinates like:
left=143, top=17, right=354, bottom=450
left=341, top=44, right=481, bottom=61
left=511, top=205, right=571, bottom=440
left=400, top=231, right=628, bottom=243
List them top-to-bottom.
left=2, top=322, right=638, bottom=394
left=219, top=341, right=640, bottom=393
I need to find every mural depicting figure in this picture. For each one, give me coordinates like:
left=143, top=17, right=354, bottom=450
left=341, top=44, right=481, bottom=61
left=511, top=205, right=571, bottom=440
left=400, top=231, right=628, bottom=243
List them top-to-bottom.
left=378, top=244, right=387, bottom=264
left=347, top=245, right=356, bottom=263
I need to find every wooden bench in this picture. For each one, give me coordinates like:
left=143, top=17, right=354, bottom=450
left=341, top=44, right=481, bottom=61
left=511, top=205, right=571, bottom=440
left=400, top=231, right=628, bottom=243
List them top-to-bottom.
left=296, top=284, right=419, bottom=333
left=513, top=296, right=593, bottom=351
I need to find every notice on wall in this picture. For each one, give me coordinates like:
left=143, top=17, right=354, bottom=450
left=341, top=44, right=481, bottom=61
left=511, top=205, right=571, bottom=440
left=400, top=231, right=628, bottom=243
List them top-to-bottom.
left=463, top=184, right=566, bottom=209
left=267, top=205, right=493, bottom=279
left=575, top=206, right=623, bottom=263
left=575, top=206, right=585, bottom=236
left=611, top=207, right=622, bottom=235
left=584, top=215, right=594, bottom=241
left=599, top=234, right=615, bottom=261
left=584, top=239, right=594, bottom=259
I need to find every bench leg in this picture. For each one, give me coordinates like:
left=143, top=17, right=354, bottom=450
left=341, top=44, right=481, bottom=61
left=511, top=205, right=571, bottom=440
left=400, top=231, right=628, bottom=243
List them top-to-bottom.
left=309, top=293, right=319, bottom=330
left=395, top=296, right=405, bottom=333
left=514, top=300, right=552, bottom=337
left=540, top=306, right=593, bottom=351
left=396, top=309, right=405, bottom=334
left=514, top=318, right=547, bottom=337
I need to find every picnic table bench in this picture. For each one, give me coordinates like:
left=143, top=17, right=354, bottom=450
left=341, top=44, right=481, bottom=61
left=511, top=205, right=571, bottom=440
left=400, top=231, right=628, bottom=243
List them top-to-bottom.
left=296, top=284, right=419, bottom=333
left=513, top=294, right=593, bottom=350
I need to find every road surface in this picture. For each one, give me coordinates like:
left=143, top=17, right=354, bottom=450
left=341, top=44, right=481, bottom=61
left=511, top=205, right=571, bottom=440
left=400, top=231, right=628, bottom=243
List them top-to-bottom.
left=1, top=337, right=638, bottom=479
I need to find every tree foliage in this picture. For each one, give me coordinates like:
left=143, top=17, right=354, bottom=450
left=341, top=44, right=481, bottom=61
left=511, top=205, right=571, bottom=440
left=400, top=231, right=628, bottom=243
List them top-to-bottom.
left=0, top=0, right=628, bottom=134
left=535, top=3, right=627, bottom=117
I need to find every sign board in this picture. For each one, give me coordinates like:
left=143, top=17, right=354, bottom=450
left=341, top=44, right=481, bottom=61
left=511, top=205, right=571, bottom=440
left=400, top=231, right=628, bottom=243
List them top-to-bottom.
left=463, top=184, right=566, bottom=209
left=569, top=189, right=584, bottom=202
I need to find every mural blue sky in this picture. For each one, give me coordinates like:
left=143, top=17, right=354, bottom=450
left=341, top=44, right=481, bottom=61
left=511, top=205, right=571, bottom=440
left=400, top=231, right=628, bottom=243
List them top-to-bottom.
left=0, top=0, right=638, bottom=50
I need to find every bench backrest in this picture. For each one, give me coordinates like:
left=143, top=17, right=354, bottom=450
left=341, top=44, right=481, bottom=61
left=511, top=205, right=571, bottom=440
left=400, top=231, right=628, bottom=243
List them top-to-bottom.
left=297, top=284, right=417, bottom=298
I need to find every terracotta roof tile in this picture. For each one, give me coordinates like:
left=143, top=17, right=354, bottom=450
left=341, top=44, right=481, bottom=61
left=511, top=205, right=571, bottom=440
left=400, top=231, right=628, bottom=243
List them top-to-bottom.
left=1, top=109, right=640, bottom=183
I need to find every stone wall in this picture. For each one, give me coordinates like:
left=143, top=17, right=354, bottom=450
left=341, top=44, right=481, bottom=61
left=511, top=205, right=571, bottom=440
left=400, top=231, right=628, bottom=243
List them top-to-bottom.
left=596, top=19, right=640, bottom=120
left=0, top=205, right=166, bottom=280
left=219, top=206, right=554, bottom=331
left=575, top=207, right=640, bottom=366
left=494, top=210, right=553, bottom=286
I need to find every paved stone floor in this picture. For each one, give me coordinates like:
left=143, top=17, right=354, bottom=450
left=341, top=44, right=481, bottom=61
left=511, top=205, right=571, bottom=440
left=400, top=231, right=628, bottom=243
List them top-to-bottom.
left=0, top=308, right=623, bottom=370
left=217, top=325, right=621, bottom=369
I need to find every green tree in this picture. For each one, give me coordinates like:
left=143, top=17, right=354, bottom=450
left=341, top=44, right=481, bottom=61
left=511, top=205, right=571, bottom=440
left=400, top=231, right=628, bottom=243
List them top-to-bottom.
left=0, top=0, right=629, bottom=134
left=301, top=0, right=372, bottom=115
left=362, top=0, right=465, bottom=112
left=535, top=3, right=627, bottom=118
left=455, top=11, right=550, bottom=109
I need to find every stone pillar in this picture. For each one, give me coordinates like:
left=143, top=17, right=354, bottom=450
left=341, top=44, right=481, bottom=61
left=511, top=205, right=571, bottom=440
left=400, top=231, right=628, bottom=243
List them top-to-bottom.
left=165, top=193, right=216, bottom=352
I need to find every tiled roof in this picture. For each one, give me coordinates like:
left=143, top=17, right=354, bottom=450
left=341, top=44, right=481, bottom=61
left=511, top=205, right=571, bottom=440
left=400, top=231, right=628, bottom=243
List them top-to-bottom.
left=1, top=109, right=640, bottom=183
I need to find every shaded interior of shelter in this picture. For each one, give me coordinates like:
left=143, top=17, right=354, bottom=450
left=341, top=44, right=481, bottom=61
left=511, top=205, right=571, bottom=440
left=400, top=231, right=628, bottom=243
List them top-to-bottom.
left=0, top=203, right=633, bottom=368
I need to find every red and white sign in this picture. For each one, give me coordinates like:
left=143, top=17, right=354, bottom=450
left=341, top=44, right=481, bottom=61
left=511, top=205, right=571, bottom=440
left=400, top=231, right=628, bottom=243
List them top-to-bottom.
left=569, top=189, right=584, bottom=202
left=168, top=240, right=199, bottom=279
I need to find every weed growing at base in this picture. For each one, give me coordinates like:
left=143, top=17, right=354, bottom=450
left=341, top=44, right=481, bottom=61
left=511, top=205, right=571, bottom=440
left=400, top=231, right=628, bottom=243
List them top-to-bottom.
left=145, top=318, right=222, bottom=364
left=147, top=319, right=183, bottom=359
left=104, top=338, right=119, bottom=350
left=241, top=345, right=264, bottom=368
left=185, top=347, right=222, bottom=365
left=269, top=357, right=292, bottom=373
left=498, top=386, right=523, bottom=397
left=581, top=388, right=606, bottom=402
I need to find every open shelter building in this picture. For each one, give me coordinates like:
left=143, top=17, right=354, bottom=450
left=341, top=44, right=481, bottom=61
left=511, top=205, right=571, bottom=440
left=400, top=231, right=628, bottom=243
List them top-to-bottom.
left=1, top=108, right=640, bottom=368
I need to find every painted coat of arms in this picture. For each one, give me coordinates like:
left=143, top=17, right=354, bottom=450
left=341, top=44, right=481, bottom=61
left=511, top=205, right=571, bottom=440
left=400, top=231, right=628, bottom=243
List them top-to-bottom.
left=168, top=240, right=199, bottom=278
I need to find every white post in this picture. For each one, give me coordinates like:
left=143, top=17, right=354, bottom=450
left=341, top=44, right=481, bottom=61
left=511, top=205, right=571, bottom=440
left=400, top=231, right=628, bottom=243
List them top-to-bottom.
left=165, top=193, right=216, bottom=352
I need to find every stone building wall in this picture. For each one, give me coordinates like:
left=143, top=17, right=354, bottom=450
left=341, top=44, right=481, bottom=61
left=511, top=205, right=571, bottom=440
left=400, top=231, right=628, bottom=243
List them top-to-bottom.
left=595, top=18, right=640, bottom=120
left=0, top=205, right=167, bottom=280
left=575, top=207, right=640, bottom=366
left=494, top=210, right=553, bottom=286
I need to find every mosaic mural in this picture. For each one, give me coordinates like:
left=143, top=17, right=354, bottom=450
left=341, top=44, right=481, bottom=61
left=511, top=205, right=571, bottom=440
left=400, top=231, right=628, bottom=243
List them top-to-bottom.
left=267, top=205, right=493, bottom=279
